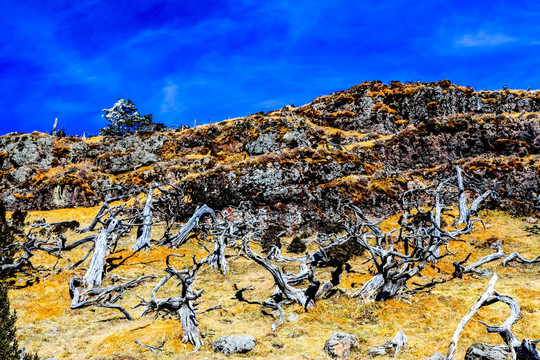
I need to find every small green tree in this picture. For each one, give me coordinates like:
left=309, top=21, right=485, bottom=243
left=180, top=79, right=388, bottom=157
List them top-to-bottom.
left=99, top=99, right=164, bottom=136
left=0, top=201, right=27, bottom=280
left=0, top=283, right=19, bottom=360
left=0, top=283, right=40, bottom=360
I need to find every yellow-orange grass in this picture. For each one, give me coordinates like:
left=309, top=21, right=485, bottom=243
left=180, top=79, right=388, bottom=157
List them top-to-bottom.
left=9, top=208, right=540, bottom=359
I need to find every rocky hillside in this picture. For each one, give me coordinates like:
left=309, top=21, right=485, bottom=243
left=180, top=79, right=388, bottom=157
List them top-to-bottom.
left=1, top=80, right=539, bottom=229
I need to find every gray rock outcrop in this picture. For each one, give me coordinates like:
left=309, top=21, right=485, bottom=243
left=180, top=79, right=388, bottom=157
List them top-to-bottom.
left=323, top=332, right=360, bottom=359
left=213, top=334, right=256, bottom=356
left=464, top=342, right=511, bottom=360
left=425, top=351, right=444, bottom=360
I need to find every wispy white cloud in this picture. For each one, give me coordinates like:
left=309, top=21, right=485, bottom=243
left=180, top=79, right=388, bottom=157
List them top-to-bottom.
left=454, top=31, right=516, bottom=48
left=160, top=81, right=180, bottom=113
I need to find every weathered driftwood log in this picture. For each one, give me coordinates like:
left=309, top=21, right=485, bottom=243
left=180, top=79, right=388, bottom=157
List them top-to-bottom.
left=133, top=183, right=156, bottom=252
left=166, top=204, right=217, bottom=248
left=83, top=218, right=119, bottom=288
left=243, top=240, right=308, bottom=308
left=453, top=243, right=505, bottom=278
left=502, top=252, right=540, bottom=267
left=69, top=274, right=154, bottom=320
left=445, top=274, right=540, bottom=360
left=445, top=274, right=499, bottom=360
left=368, top=331, right=408, bottom=356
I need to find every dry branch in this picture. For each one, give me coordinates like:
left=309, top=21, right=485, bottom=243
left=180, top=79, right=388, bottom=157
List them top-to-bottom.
left=77, top=186, right=124, bottom=233
left=165, top=204, right=217, bottom=248
left=243, top=240, right=308, bottom=308
left=453, top=243, right=505, bottom=278
left=502, top=252, right=540, bottom=266
left=445, top=273, right=499, bottom=360
left=69, top=274, right=154, bottom=320
left=445, top=274, right=539, bottom=360
left=135, top=339, right=166, bottom=353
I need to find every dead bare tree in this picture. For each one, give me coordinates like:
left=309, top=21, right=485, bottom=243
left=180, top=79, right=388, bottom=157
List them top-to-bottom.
left=349, top=165, right=493, bottom=301
left=132, top=182, right=157, bottom=252
left=83, top=218, right=120, bottom=288
left=135, top=254, right=206, bottom=352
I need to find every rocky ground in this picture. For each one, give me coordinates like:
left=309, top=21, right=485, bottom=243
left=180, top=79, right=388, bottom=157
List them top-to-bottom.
left=1, top=80, right=538, bottom=228
left=1, top=80, right=539, bottom=360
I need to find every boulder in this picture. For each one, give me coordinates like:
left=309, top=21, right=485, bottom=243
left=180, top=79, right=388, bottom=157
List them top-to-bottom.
left=323, top=332, right=360, bottom=359
left=213, top=334, right=256, bottom=356
left=464, top=342, right=511, bottom=360
left=425, top=351, right=444, bottom=360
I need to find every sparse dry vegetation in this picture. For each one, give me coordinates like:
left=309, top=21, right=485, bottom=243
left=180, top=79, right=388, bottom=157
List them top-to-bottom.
left=1, top=80, right=539, bottom=359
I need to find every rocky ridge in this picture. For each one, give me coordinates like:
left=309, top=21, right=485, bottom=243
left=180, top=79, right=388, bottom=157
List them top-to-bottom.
left=1, top=80, right=538, bottom=230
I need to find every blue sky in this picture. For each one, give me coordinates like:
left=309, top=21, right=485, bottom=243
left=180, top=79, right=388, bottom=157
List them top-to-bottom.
left=1, top=0, right=539, bottom=135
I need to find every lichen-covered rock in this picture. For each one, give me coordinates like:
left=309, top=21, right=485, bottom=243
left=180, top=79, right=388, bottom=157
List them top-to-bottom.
left=0, top=80, right=538, bottom=222
left=282, top=130, right=311, bottom=148
left=245, top=132, right=279, bottom=155
left=143, top=134, right=170, bottom=153
left=3, top=135, right=53, bottom=169
left=93, top=135, right=164, bottom=173
left=69, top=140, right=89, bottom=163
left=96, top=149, right=159, bottom=174
left=7, top=166, right=34, bottom=185
left=323, top=332, right=360, bottom=359
left=213, top=334, right=256, bottom=356
left=464, top=342, right=511, bottom=360
left=425, top=351, right=444, bottom=360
